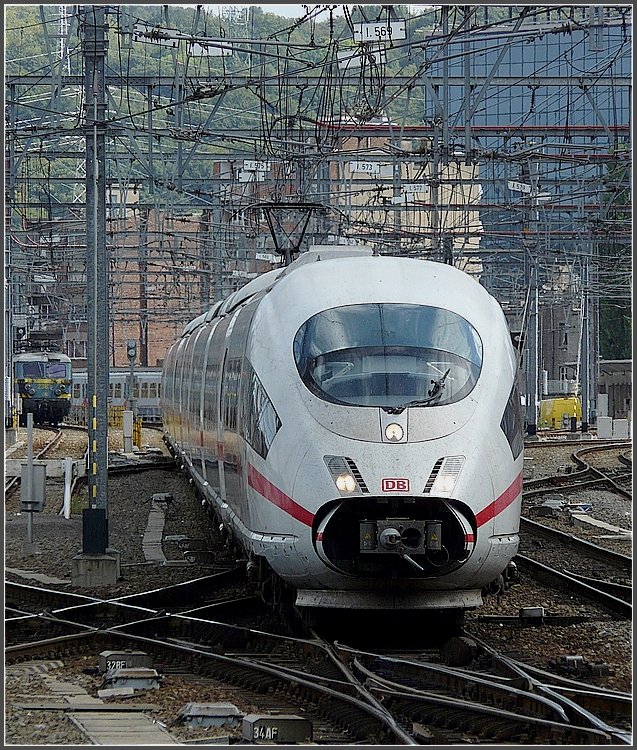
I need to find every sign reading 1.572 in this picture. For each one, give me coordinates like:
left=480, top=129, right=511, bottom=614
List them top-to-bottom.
left=353, top=20, right=406, bottom=43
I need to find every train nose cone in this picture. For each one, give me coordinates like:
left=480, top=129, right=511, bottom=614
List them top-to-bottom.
left=379, top=527, right=401, bottom=550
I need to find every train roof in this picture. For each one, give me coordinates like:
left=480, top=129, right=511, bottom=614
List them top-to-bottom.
left=178, top=247, right=488, bottom=340
left=180, top=247, right=377, bottom=337
left=181, top=266, right=285, bottom=336
left=13, top=351, right=72, bottom=363
left=72, top=366, right=162, bottom=374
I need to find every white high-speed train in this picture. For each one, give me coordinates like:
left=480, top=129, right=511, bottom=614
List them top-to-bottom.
left=162, top=247, right=524, bottom=614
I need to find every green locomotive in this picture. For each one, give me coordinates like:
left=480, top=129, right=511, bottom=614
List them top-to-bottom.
left=14, top=351, right=72, bottom=426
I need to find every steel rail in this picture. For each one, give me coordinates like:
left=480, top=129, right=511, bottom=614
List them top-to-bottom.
left=4, top=427, right=63, bottom=494
left=571, top=445, right=633, bottom=501
left=618, top=453, right=632, bottom=469
left=523, top=473, right=631, bottom=498
left=519, top=517, right=632, bottom=573
left=515, top=555, right=632, bottom=619
left=5, top=570, right=249, bottom=648
left=563, top=571, right=632, bottom=602
left=95, top=629, right=419, bottom=744
left=471, top=635, right=631, bottom=744
left=314, top=636, right=418, bottom=745
left=335, top=645, right=571, bottom=724
left=504, top=665, right=632, bottom=727
left=366, top=683, right=614, bottom=744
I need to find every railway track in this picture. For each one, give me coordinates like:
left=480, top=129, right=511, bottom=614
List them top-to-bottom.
left=5, top=424, right=171, bottom=510
left=4, top=426, right=63, bottom=495
left=518, top=441, right=632, bottom=619
left=523, top=441, right=632, bottom=501
left=519, top=517, right=631, bottom=596
left=514, top=555, right=631, bottom=620
left=5, top=575, right=632, bottom=745
left=5, top=595, right=412, bottom=744
left=336, top=646, right=626, bottom=744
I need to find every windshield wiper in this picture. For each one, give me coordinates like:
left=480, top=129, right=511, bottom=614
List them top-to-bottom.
left=383, top=369, right=451, bottom=414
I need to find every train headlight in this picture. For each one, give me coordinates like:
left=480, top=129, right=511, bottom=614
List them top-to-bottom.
left=384, top=423, right=404, bottom=442
left=324, top=455, right=364, bottom=496
left=428, top=456, right=465, bottom=497
left=335, top=473, right=357, bottom=493
left=431, top=474, right=456, bottom=494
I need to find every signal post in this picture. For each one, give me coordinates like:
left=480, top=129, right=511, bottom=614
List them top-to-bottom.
left=72, top=6, right=118, bottom=586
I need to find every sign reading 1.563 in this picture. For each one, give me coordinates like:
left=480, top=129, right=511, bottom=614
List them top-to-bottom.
left=353, top=20, right=406, bottom=43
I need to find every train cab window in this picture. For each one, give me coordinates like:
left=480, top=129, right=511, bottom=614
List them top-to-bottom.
left=293, top=303, right=482, bottom=409
left=18, top=361, right=70, bottom=379
left=18, top=363, right=40, bottom=378
left=47, top=363, right=69, bottom=378
left=501, top=382, right=524, bottom=459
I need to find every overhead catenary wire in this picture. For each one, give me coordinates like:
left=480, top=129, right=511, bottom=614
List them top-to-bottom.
left=5, top=4, right=631, bottom=359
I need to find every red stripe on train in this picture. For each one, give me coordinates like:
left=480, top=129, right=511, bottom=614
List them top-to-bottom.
left=247, top=464, right=314, bottom=527
left=248, top=465, right=522, bottom=533
left=475, top=473, right=523, bottom=528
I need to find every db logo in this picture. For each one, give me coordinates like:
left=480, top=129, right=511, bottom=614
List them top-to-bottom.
left=382, top=478, right=410, bottom=492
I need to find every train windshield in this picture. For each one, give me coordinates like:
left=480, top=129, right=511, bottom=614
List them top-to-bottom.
left=293, top=303, right=482, bottom=408
left=17, top=361, right=70, bottom=379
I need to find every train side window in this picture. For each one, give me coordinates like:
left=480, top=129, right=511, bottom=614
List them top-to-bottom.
left=162, top=351, right=173, bottom=404
left=222, top=357, right=241, bottom=431
left=240, top=359, right=281, bottom=459
left=109, top=382, right=114, bottom=398
left=141, top=382, right=149, bottom=399
left=149, top=382, right=157, bottom=398
left=501, top=382, right=524, bottom=459
left=73, top=383, right=81, bottom=399
left=114, top=383, right=122, bottom=400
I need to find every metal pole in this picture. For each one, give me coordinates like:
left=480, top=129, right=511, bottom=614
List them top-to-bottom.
left=83, top=5, right=109, bottom=551
left=6, top=87, right=16, bottom=427
left=214, top=203, right=223, bottom=300
left=139, top=210, right=149, bottom=366
left=523, top=249, right=539, bottom=436
left=581, top=256, right=590, bottom=432
left=132, top=362, right=137, bottom=421
left=26, top=412, right=34, bottom=545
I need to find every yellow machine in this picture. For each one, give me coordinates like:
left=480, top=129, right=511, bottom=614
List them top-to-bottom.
left=538, top=396, right=582, bottom=430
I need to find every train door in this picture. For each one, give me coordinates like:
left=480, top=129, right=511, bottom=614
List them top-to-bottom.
left=219, top=303, right=257, bottom=517
left=218, top=306, right=247, bottom=507
left=204, top=314, right=232, bottom=498
left=199, top=322, right=217, bottom=481
left=186, top=327, right=208, bottom=466
left=174, top=336, right=191, bottom=448
left=217, top=348, right=228, bottom=503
